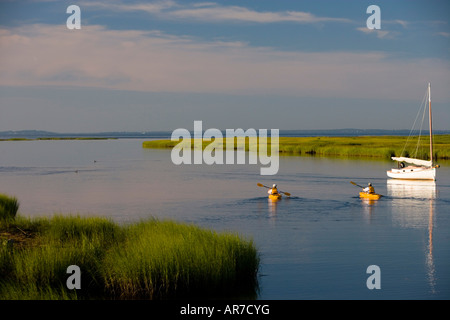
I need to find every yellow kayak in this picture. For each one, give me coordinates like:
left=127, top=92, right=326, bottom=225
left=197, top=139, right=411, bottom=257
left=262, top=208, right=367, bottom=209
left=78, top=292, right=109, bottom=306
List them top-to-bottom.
left=359, top=192, right=382, bottom=200
left=269, top=193, right=282, bottom=200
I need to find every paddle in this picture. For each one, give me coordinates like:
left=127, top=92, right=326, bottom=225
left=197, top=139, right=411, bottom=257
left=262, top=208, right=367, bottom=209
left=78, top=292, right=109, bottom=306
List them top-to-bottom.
left=350, top=181, right=365, bottom=189
left=257, top=183, right=291, bottom=197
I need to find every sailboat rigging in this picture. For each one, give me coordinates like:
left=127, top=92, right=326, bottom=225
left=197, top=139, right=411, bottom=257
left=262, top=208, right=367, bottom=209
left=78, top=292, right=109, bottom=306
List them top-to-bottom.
left=387, top=83, right=438, bottom=181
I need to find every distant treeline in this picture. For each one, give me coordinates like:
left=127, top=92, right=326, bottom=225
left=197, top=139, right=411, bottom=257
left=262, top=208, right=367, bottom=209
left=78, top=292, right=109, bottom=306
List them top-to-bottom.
left=2, top=129, right=450, bottom=140
left=0, top=137, right=116, bottom=141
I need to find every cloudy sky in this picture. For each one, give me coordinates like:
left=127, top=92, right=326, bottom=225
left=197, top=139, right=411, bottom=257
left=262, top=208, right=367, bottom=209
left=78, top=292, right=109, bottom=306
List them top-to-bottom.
left=1, top=0, right=449, bottom=132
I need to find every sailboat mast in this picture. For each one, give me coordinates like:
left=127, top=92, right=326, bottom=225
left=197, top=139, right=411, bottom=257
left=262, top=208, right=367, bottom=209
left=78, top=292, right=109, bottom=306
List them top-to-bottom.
left=428, top=83, right=433, bottom=165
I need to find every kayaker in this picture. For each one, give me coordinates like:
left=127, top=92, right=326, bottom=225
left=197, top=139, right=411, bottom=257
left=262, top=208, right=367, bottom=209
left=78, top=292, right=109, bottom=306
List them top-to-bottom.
left=363, top=183, right=375, bottom=194
left=268, top=184, right=279, bottom=195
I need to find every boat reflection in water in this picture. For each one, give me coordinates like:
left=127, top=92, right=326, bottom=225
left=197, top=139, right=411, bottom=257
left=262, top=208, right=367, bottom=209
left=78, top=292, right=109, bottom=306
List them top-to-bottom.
left=387, top=179, right=437, bottom=294
left=387, top=179, right=436, bottom=199
left=387, top=180, right=436, bottom=228
left=267, top=196, right=283, bottom=223
left=361, top=197, right=378, bottom=216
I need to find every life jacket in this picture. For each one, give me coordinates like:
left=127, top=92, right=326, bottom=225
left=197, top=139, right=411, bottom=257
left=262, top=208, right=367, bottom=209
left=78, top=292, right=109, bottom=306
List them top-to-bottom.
left=368, top=186, right=375, bottom=194
left=270, top=187, right=279, bottom=194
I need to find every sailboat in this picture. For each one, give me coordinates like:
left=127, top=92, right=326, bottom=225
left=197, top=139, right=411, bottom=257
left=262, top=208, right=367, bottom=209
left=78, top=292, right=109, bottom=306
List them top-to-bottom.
left=387, top=83, right=437, bottom=181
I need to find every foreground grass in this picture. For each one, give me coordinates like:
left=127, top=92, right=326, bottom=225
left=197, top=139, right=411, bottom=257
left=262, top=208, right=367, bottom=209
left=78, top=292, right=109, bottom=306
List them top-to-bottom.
left=143, top=134, right=450, bottom=160
left=0, top=194, right=19, bottom=221
left=0, top=215, right=259, bottom=300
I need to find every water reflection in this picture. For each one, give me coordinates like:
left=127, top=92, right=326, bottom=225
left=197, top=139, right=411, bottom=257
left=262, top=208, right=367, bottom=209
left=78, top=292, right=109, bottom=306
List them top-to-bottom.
left=387, top=179, right=437, bottom=294
left=387, top=180, right=436, bottom=228
left=387, top=180, right=436, bottom=200
left=361, top=197, right=377, bottom=216
left=268, top=198, right=279, bottom=220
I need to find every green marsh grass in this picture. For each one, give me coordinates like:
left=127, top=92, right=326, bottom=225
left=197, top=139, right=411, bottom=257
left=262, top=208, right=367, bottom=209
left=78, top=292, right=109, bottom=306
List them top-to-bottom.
left=143, top=134, right=450, bottom=160
left=0, top=194, right=19, bottom=221
left=0, top=214, right=259, bottom=300
left=102, top=220, right=259, bottom=299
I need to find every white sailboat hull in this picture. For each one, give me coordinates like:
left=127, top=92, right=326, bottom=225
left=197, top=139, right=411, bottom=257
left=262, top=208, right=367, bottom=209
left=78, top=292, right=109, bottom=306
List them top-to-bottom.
left=387, top=167, right=436, bottom=180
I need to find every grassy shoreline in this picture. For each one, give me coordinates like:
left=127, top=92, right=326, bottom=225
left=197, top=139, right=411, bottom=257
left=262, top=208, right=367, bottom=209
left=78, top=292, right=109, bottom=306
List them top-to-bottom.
left=143, top=134, right=450, bottom=160
left=1, top=210, right=259, bottom=300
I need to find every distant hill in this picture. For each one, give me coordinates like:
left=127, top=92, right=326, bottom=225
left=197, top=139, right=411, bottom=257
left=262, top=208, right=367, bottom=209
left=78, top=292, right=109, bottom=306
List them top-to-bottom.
left=1, top=129, right=449, bottom=140
left=279, top=129, right=450, bottom=137
left=0, top=130, right=171, bottom=139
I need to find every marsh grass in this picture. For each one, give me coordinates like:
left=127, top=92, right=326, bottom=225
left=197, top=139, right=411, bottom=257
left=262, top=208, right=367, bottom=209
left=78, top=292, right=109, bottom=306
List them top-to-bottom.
left=143, top=135, right=450, bottom=160
left=275, top=135, right=450, bottom=160
left=144, top=137, right=266, bottom=151
left=0, top=194, right=19, bottom=221
left=0, top=215, right=259, bottom=300
left=102, top=220, right=259, bottom=299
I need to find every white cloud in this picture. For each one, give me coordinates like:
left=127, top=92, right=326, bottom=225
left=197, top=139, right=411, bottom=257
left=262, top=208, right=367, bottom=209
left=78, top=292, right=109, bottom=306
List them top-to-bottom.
left=82, top=0, right=178, bottom=15
left=82, top=1, right=351, bottom=24
left=168, top=5, right=350, bottom=24
left=392, top=20, right=408, bottom=28
left=1, top=24, right=449, bottom=101
left=356, top=27, right=396, bottom=39
left=437, top=32, right=450, bottom=38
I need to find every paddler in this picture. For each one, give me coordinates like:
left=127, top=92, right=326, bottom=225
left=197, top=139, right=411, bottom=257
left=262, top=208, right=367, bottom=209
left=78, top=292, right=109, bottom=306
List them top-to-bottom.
left=363, top=183, right=375, bottom=194
left=268, top=184, right=279, bottom=195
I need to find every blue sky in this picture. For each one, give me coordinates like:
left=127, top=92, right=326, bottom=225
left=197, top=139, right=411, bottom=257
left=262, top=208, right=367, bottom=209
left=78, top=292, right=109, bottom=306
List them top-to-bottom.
left=0, top=0, right=449, bottom=132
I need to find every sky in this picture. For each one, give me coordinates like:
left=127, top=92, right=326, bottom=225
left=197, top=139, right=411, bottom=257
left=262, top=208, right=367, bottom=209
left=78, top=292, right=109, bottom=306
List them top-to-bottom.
left=0, top=0, right=449, bottom=132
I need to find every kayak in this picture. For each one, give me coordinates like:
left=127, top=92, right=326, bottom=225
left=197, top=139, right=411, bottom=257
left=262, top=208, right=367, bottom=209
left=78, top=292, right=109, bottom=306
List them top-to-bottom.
left=359, top=192, right=382, bottom=200
left=269, top=193, right=282, bottom=200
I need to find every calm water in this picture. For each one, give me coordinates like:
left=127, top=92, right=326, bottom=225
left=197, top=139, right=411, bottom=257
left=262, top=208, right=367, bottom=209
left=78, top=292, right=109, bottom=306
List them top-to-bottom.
left=1, top=139, right=449, bottom=300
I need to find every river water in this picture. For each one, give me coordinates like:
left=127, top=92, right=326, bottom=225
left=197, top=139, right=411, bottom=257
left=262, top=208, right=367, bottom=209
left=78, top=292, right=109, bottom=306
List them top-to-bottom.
left=1, top=139, right=449, bottom=299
